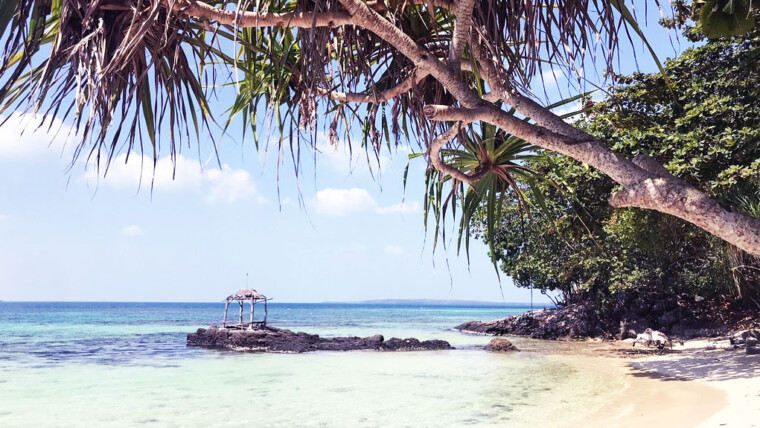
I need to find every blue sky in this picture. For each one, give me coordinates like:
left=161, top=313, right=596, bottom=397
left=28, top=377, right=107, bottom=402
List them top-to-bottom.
left=0, top=9, right=687, bottom=303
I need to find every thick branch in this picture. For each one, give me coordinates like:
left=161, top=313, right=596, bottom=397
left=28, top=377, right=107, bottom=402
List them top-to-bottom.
left=176, top=0, right=452, bottom=28
left=177, top=0, right=354, bottom=27
left=337, top=0, right=483, bottom=108
left=367, top=0, right=454, bottom=12
left=449, top=0, right=476, bottom=71
left=468, top=34, right=590, bottom=142
left=324, top=63, right=497, bottom=104
left=319, top=70, right=430, bottom=103
left=425, top=104, right=669, bottom=189
left=427, top=106, right=760, bottom=255
left=631, top=154, right=672, bottom=178
left=609, top=177, right=760, bottom=255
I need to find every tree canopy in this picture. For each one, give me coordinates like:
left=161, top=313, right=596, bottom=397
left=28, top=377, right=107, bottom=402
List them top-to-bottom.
left=2, top=0, right=760, bottom=255
left=482, top=30, right=760, bottom=305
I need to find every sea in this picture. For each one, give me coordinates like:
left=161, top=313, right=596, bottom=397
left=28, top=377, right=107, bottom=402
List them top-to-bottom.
left=0, top=302, right=626, bottom=427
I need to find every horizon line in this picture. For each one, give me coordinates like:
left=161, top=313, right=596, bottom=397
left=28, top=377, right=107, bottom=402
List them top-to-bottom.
left=0, top=298, right=545, bottom=306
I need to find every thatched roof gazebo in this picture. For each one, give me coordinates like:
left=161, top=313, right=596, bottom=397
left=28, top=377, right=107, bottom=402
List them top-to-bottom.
left=223, top=289, right=269, bottom=328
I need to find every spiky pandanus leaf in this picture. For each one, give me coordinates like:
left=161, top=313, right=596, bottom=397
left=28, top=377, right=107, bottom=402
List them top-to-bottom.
left=0, top=0, right=218, bottom=177
left=411, top=95, right=592, bottom=264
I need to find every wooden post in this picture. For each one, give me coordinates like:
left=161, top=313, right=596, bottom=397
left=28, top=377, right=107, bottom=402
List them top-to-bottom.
left=249, top=297, right=254, bottom=326
left=264, top=299, right=268, bottom=325
left=223, top=300, right=230, bottom=327
left=238, top=300, right=243, bottom=325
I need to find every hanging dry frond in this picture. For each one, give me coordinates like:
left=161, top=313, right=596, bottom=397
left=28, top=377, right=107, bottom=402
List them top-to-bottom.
left=1, top=0, right=214, bottom=173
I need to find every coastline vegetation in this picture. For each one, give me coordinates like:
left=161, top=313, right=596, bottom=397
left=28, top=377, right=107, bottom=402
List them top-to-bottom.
left=477, top=21, right=760, bottom=308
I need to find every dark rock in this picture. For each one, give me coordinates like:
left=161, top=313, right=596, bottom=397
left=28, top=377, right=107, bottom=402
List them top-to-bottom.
left=457, top=291, right=755, bottom=341
left=456, top=305, right=606, bottom=340
left=187, top=326, right=452, bottom=353
left=485, top=338, right=519, bottom=352
left=747, top=340, right=760, bottom=355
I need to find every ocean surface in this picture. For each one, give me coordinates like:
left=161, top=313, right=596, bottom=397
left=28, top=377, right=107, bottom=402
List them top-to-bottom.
left=0, top=302, right=625, bottom=427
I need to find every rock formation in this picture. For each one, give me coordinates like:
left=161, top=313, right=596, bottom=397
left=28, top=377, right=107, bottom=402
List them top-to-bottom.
left=187, top=325, right=452, bottom=353
left=485, top=338, right=519, bottom=352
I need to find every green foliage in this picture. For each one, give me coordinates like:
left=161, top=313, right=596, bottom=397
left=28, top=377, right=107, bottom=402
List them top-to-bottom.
left=700, top=0, right=756, bottom=38
left=482, top=34, right=760, bottom=304
left=412, top=95, right=588, bottom=266
left=412, top=123, right=542, bottom=260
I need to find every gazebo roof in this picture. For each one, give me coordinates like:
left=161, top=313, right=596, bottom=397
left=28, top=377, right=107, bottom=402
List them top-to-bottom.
left=226, top=288, right=266, bottom=301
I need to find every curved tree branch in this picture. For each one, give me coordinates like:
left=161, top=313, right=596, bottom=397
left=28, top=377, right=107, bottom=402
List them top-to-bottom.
left=317, top=70, right=430, bottom=103
left=426, top=123, right=490, bottom=184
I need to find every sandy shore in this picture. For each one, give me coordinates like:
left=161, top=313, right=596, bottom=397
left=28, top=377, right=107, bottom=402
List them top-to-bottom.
left=505, top=335, right=760, bottom=427
left=630, top=338, right=760, bottom=427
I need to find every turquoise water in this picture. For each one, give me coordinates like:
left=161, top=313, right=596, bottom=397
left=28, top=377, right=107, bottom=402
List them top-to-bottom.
left=0, top=302, right=625, bottom=427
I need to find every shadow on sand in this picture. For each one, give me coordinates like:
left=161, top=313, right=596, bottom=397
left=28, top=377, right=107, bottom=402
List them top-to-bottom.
left=627, top=349, right=760, bottom=382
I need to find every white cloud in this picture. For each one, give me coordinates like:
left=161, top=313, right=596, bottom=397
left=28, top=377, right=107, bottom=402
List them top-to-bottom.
left=540, top=68, right=564, bottom=87
left=0, top=113, right=77, bottom=158
left=83, top=154, right=261, bottom=204
left=84, top=154, right=203, bottom=191
left=206, top=165, right=262, bottom=204
left=312, top=187, right=420, bottom=217
left=313, top=188, right=377, bottom=216
left=376, top=201, right=420, bottom=214
left=0, top=213, right=7, bottom=222
left=121, top=225, right=145, bottom=237
left=383, top=244, right=404, bottom=256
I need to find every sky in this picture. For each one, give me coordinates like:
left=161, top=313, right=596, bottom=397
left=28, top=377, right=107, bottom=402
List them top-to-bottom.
left=0, top=7, right=688, bottom=303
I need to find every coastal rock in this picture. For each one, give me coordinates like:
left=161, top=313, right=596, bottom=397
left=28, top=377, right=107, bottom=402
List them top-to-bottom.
left=457, top=291, right=755, bottom=341
left=456, top=305, right=605, bottom=340
left=187, top=326, right=452, bottom=353
left=733, top=328, right=760, bottom=354
left=485, top=338, right=519, bottom=352
left=746, top=338, right=760, bottom=355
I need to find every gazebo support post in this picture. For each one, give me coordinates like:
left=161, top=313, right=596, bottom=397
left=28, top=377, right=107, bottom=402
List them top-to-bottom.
left=222, top=289, right=268, bottom=328
left=223, top=300, right=230, bottom=327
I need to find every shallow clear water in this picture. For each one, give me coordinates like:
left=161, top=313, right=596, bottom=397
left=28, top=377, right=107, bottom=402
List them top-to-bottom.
left=0, top=302, right=624, bottom=427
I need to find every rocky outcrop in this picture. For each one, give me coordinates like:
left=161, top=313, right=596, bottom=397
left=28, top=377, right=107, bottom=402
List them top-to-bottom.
left=457, top=292, right=757, bottom=341
left=456, top=306, right=605, bottom=340
left=187, top=325, right=452, bottom=353
left=730, top=327, right=760, bottom=355
left=485, top=338, right=519, bottom=352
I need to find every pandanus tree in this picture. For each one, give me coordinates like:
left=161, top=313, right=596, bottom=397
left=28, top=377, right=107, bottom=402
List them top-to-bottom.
left=2, top=0, right=760, bottom=255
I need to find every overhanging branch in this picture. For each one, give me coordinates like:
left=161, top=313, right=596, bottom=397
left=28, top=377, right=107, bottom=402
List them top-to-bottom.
left=177, top=0, right=354, bottom=27
left=318, top=70, right=430, bottom=103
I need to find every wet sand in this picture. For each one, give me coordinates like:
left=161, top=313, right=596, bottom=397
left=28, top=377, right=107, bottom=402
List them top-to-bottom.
left=502, top=336, right=759, bottom=427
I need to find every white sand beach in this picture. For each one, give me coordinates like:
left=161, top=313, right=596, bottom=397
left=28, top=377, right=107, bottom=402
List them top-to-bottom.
left=545, top=337, right=760, bottom=427
left=632, top=338, right=760, bottom=427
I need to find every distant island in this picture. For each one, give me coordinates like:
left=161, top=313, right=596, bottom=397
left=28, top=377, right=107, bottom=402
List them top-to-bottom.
left=324, top=299, right=550, bottom=308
